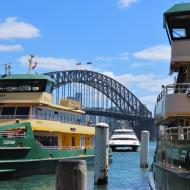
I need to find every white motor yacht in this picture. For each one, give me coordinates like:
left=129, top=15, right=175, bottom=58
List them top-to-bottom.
left=109, top=128, right=140, bottom=151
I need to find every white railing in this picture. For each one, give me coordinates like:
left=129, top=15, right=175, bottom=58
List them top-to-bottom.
left=157, top=83, right=190, bottom=102
left=0, top=114, right=91, bottom=127
left=160, top=126, right=190, bottom=141
left=0, top=131, right=26, bottom=138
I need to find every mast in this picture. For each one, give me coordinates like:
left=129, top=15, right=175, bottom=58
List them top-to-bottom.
left=28, top=54, right=34, bottom=74
left=2, top=63, right=12, bottom=75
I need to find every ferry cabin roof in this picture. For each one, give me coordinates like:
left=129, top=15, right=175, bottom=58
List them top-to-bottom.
left=164, top=3, right=190, bottom=42
left=0, top=74, right=56, bottom=93
left=0, top=74, right=83, bottom=113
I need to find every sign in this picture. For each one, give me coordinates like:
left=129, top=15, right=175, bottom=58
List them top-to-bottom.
left=3, top=140, right=15, bottom=145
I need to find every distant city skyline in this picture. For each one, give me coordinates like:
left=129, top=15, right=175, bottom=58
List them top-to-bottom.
left=0, top=0, right=186, bottom=112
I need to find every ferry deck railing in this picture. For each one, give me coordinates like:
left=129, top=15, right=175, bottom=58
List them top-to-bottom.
left=157, top=83, right=190, bottom=102
left=0, top=115, right=93, bottom=127
left=157, top=126, right=190, bottom=172
left=160, top=126, right=190, bottom=141
left=0, top=130, right=26, bottom=138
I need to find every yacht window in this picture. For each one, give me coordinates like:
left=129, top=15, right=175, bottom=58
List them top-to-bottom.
left=0, top=87, right=5, bottom=92
left=1, top=107, right=15, bottom=115
left=114, top=131, right=134, bottom=135
left=111, top=138, right=136, bottom=140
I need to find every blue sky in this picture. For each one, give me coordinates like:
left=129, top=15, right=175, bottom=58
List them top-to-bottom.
left=0, top=0, right=187, bottom=112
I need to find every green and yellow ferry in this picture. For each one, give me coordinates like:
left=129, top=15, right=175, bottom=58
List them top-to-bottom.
left=0, top=71, right=95, bottom=179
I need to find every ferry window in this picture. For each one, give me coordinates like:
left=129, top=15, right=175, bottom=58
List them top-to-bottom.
left=172, top=28, right=186, bottom=39
left=31, top=80, right=46, bottom=92
left=0, top=81, right=5, bottom=92
left=4, top=81, right=16, bottom=92
left=46, top=82, right=53, bottom=93
left=18, top=85, right=31, bottom=92
left=6, top=87, right=18, bottom=92
left=32, top=87, right=39, bottom=91
left=1, top=107, right=15, bottom=115
left=16, top=107, right=30, bottom=116
left=37, top=108, right=42, bottom=117
left=42, top=109, right=47, bottom=118
left=46, top=110, right=50, bottom=119
left=49, top=110, right=54, bottom=120
left=54, top=111, right=58, bottom=120
left=58, top=112, right=62, bottom=121
left=34, top=135, right=58, bottom=146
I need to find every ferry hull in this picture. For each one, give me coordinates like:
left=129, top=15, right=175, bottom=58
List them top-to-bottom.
left=0, top=121, right=97, bottom=180
left=0, top=155, right=94, bottom=180
left=152, top=163, right=190, bottom=190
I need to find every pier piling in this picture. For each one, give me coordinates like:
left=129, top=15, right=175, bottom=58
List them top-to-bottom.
left=94, top=123, right=109, bottom=185
left=140, top=130, right=149, bottom=168
left=56, top=159, right=87, bottom=190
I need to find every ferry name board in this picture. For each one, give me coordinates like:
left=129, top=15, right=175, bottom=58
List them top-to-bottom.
left=3, top=140, right=15, bottom=145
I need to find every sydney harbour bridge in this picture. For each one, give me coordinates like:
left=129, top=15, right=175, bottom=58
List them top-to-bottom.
left=45, top=70, right=155, bottom=139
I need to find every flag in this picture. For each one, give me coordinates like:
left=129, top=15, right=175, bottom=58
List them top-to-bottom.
left=32, top=62, right=37, bottom=69
left=87, top=62, right=92, bottom=65
left=76, top=63, right=81, bottom=66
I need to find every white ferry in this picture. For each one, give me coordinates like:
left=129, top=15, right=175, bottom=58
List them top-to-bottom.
left=109, top=128, right=140, bottom=151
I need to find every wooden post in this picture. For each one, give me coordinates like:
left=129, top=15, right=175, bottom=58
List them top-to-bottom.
left=94, top=123, right=109, bottom=185
left=140, top=130, right=149, bottom=168
left=56, top=159, right=87, bottom=190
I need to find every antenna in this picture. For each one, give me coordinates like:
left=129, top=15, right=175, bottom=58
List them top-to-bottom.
left=28, top=54, right=34, bottom=74
left=2, top=63, right=12, bottom=75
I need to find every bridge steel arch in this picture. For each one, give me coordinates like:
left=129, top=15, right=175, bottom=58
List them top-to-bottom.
left=45, top=70, right=152, bottom=119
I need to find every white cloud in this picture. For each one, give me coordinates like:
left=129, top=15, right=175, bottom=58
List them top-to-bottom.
left=118, top=0, right=137, bottom=9
left=0, top=17, right=40, bottom=40
left=0, top=44, right=23, bottom=52
left=133, top=45, right=171, bottom=61
left=118, top=52, right=129, bottom=60
left=19, top=55, right=97, bottom=71
left=95, top=56, right=113, bottom=61
left=129, top=62, right=153, bottom=68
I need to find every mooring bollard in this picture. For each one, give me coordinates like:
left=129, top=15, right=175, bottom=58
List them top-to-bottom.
left=94, top=122, right=109, bottom=185
left=140, top=130, right=149, bottom=168
left=56, top=159, right=87, bottom=190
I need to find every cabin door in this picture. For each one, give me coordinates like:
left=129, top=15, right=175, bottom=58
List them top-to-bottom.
left=80, top=135, right=85, bottom=149
left=71, top=137, right=75, bottom=146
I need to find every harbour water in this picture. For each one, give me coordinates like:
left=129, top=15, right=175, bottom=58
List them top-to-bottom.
left=0, top=142, right=155, bottom=190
